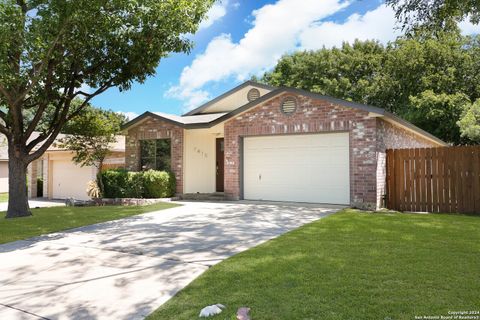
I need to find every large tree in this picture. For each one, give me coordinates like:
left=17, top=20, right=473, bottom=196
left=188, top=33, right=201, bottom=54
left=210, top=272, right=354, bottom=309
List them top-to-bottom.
left=0, top=0, right=214, bottom=218
left=386, top=0, right=480, bottom=31
left=261, top=30, right=480, bottom=144
left=458, top=99, right=480, bottom=143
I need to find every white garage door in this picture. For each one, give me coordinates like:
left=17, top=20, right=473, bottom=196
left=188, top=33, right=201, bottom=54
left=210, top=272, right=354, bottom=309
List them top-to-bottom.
left=243, top=132, right=350, bottom=204
left=52, top=160, right=94, bottom=200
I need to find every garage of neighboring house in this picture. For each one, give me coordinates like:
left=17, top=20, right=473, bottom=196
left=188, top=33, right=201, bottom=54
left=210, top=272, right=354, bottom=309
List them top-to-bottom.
left=243, top=132, right=350, bottom=204
left=28, top=134, right=125, bottom=201
left=0, top=136, right=8, bottom=193
left=50, top=158, right=96, bottom=200
left=0, top=160, right=8, bottom=193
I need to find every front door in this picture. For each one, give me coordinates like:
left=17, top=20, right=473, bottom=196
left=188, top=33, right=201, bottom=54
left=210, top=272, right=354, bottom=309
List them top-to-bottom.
left=216, top=138, right=224, bottom=192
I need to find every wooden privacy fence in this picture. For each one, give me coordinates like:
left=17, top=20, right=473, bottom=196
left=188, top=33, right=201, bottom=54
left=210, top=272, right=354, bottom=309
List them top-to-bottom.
left=386, top=146, right=480, bottom=214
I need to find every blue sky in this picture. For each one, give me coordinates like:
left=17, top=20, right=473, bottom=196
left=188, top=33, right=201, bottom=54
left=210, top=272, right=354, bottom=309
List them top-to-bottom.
left=92, top=0, right=480, bottom=119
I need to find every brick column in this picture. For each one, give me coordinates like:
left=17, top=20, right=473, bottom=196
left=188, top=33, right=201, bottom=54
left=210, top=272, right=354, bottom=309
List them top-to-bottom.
left=27, top=160, right=38, bottom=198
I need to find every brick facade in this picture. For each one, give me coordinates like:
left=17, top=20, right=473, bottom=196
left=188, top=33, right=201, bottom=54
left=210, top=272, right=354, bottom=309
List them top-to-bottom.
left=125, top=92, right=442, bottom=209
left=224, top=93, right=379, bottom=209
left=125, top=118, right=184, bottom=194
left=375, top=119, right=439, bottom=208
left=27, top=159, right=39, bottom=198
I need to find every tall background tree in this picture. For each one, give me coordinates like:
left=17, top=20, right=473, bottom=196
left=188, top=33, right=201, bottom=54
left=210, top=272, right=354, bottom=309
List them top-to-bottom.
left=0, top=0, right=214, bottom=218
left=385, top=0, right=480, bottom=31
left=261, top=29, right=480, bottom=145
left=458, top=99, right=480, bottom=143
left=61, top=104, right=127, bottom=196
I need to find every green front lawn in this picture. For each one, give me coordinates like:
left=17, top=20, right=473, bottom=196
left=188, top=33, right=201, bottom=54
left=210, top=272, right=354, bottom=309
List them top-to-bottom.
left=0, top=193, right=8, bottom=202
left=0, top=202, right=178, bottom=244
left=149, top=209, right=480, bottom=320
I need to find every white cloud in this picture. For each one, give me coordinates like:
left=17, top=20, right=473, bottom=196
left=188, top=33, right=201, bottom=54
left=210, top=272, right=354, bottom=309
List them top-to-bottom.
left=170, top=0, right=349, bottom=110
left=199, top=0, right=229, bottom=30
left=170, top=1, right=480, bottom=111
left=299, top=5, right=401, bottom=49
left=301, top=6, right=480, bottom=49
left=165, top=86, right=210, bottom=111
left=117, top=111, right=139, bottom=120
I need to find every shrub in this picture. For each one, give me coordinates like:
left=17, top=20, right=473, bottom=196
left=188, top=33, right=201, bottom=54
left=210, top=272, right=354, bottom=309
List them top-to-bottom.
left=100, top=169, right=175, bottom=198
left=101, top=169, right=129, bottom=198
left=142, top=170, right=176, bottom=198
left=125, top=171, right=144, bottom=198
left=36, top=177, right=43, bottom=197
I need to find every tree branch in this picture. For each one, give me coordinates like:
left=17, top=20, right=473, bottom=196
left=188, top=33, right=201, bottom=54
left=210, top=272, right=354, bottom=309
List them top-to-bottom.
left=16, top=0, right=28, bottom=13
left=13, top=17, right=71, bottom=107
left=24, top=57, right=58, bottom=139
left=25, top=80, right=114, bottom=162
left=0, top=84, right=13, bottom=106
left=25, top=95, right=68, bottom=152
left=0, top=109, right=7, bottom=122
left=0, top=123, right=10, bottom=137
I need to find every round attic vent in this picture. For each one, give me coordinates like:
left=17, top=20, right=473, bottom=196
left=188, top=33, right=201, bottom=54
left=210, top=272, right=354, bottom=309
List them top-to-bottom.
left=247, top=88, right=260, bottom=102
left=281, top=96, right=297, bottom=115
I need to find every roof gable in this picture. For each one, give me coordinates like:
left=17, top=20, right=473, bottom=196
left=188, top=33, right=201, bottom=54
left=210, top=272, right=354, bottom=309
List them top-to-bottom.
left=183, top=81, right=276, bottom=116
left=122, top=84, right=446, bottom=146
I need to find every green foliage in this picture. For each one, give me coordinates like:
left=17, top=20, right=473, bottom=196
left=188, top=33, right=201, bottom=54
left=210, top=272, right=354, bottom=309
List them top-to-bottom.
left=0, top=0, right=213, bottom=216
left=0, top=0, right=214, bottom=95
left=386, top=0, right=480, bottom=31
left=262, top=31, right=480, bottom=144
left=263, top=40, right=386, bottom=106
left=408, top=91, right=470, bottom=143
left=458, top=99, right=480, bottom=143
left=61, top=104, right=126, bottom=168
left=62, top=104, right=127, bottom=136
left=101, top=169, right=175, bottom=199
left=101, top=169, right=130, bottom=198
left=142, top=170, right=176, bottom=199
left=125, top=171, right=145, bottom=199
left=36, top=177, right=43, bottom=197
left=0, top=193, right=8, bottom=203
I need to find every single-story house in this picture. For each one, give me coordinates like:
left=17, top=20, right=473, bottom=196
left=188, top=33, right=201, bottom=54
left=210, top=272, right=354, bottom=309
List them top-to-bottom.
left=122, top=81, right=446, bottom=209
left=27, top=134, right=125, bottom=201
left=0, top=135, right=8, bottom=193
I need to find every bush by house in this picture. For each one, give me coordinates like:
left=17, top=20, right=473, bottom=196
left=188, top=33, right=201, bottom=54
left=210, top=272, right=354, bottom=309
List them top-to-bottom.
left=101, top=169, right=176, bottom=199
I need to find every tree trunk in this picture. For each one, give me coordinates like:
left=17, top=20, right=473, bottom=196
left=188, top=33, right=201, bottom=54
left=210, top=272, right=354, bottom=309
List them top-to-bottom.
left=6, top=148, right=31, bottom=218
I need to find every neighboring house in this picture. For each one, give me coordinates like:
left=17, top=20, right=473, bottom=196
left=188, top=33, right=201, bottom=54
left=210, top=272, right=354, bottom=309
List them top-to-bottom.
left=122, top=81, right=446, bottom=210
left=27, top=134, right=125, bottom=201
left=0, top=135, right=8, bottom=193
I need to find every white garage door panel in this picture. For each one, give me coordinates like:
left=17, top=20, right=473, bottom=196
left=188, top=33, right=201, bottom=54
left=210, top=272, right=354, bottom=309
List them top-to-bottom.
left=244, top=133, right=350, bottom=204
left=52, top=160, right=94, bottom=200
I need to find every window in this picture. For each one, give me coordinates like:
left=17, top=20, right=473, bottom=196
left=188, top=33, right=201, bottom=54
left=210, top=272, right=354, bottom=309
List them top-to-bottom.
left=140, top=139, right=171, bottom=171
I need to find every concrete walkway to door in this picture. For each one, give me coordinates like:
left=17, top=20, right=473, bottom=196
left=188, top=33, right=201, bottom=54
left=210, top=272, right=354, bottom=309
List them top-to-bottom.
left=0, top=201, right=341, bottom=320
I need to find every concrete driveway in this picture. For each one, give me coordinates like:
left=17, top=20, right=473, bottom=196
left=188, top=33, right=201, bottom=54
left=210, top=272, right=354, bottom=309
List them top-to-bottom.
left=0, top=199, right=65, bottom=212
left=0, top=201, right=340, bottom=320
